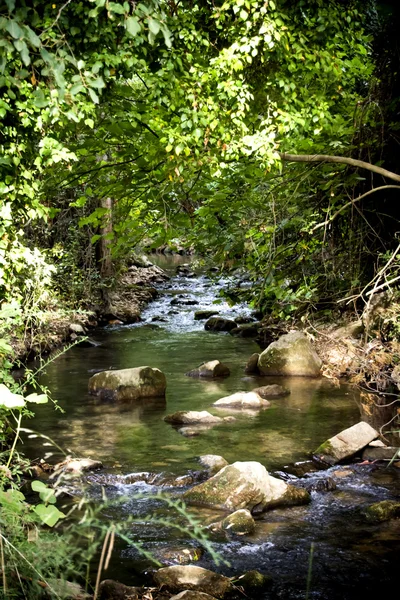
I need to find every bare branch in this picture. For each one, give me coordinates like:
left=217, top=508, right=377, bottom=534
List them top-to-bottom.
left=279, top=153, right=400, bottom=183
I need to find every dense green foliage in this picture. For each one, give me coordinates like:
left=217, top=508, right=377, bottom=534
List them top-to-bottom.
left=2, top=0, right=393, bottom=326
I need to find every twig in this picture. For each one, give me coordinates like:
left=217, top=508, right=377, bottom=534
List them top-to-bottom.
left=313, top=185, right=400, bottom=231
left=93, top=527, right=112, bottom=600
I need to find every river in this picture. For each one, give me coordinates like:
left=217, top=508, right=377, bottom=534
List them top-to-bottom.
left=22, top=257, right=400, bottom=599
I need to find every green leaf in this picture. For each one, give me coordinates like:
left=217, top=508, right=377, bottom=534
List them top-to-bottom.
left=5, top=0, right=16, bottom=12
left=108, top=2, right=126, bottom=15
left=126, top=16, right=141, bottom=36
left=148, top=17, right=160, bottom=36
left=6, top=19, right=22, bottom=39
left=24, top=26, right=41, bottom=48
left=88, top=88, right=99, bottom=104
left=0, top=339, right=13, bottom=355
left=26, top=392, right=48, bottom=404
left=31, top=480, right=47, bottom=493
left=33, top=504, right=65, bottom=527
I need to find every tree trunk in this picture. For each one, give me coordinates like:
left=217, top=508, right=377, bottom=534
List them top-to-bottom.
left=99, top=197, right=113, bottom=278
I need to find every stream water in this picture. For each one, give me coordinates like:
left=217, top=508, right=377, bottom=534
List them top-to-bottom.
left=22, top=257, right=400, bottom=600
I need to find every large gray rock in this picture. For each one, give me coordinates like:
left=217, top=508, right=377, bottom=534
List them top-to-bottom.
left=205, top=317, right=237, bottom=332
left=258, top=331, right=322, bottom=377
left=186, top=360, right=230, bottom=379
left=88, top=366, right=166, bottom=401
left=213, top=391, right=270, bottom=409
left=164, top=411, right=223, bottom=425
left=314, top=422, right=379, bottom=465
left=183, top=461, right=310, bottom=513
left=221, top=509, right=255, bottom=535
left=153, top=566, right=233, bottom=599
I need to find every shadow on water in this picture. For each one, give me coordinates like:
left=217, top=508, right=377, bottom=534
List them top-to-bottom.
left=20, top=259, right=400, bottom=599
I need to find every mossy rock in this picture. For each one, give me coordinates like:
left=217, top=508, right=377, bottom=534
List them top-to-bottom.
left=364, top=500, right=400, bottom=523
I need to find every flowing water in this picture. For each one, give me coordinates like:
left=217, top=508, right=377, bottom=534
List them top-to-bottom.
left=22, top=257, right=400, bottom=599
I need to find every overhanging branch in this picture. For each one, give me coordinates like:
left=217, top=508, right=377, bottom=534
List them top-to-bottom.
left=279, top=153, right=400, bottom=183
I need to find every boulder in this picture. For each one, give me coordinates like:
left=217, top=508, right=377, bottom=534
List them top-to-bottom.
left=194, top=310, right=220, bottom=321
left=234, top=316, right=255, bottom=324
left=204, top=317, right=237, bottom=333
left=332, top=320, right=364, bottom=339
left=69, top=323, right=86, bottom=335
left=230, top=324, right=259, bottom=338
left=258, top=331, right=322, bottom=377
left=244, top=353, right=260, bottom=375
left=186, top=361, right=230, bottom=379
left=88, top=366, right=166, bottom=401
left=252, top=384, right=290, bottom=398
left=213, top=391, right=270, bottom=409
left=164, top=411, right=223, bottom=425
left=314, top=422, right=379, bottom=465
left=361, top=446, right=400, bottom=461
left=199, top=455, right=229, bottom=474
left=52, top=457, right=103, bottom=476
left=183, top=461, right=310, bottom=513
left=305, top=477, right=337, bottom=493
left=364, top=500, right=400, bottom=522
left=221, top=509, right=255, bottom=535
left=153, top=566, right=233, bottom=599
left=235, top=571, right=272, bottom=595
left=98, top=580, right=140, bottom=600
left=170, top=592, right=217, bottom=600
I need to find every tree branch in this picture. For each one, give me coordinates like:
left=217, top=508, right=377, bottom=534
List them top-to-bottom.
left=279, top=153, right=400, bottom=183
left=313, top=185, right=400, bottom=231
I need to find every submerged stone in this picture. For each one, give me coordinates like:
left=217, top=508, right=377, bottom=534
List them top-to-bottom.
left=194, top=310, right=220, bottom=321
left=204, top=317, right=237, bottom=332
left=258, top=331, right=322, bottom=377
left=186, top=360, right=230, bottom=379
left=88, top=366, right=166, bottom=402
left=252, top=384, right=290, bottom=398
left=213, top=391, right=270, bottom=409
left=164, top=411, right=223, bottom=425
left=314, top=421, right=379, bottom=465
left=183, top=461, right=310, bottom=513
left=221, top=509, right=255, bottom=535
left=153, top=566, right=233, bottom=598
left=235, top=570, right=273, bottom=594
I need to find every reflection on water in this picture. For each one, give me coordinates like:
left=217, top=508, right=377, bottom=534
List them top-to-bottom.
left=20, top=263, right=400, bottom=599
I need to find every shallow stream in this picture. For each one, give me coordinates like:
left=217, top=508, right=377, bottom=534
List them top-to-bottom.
left=22, top=257, right=400, bottom=599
